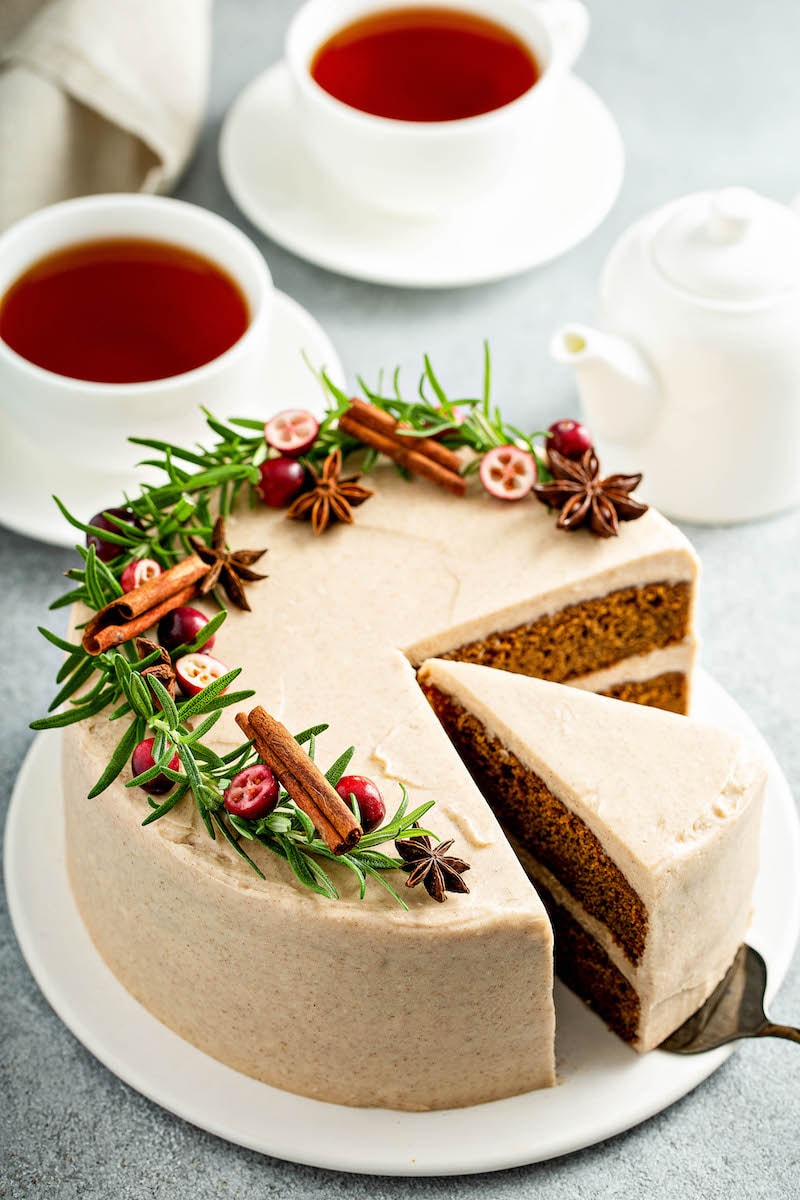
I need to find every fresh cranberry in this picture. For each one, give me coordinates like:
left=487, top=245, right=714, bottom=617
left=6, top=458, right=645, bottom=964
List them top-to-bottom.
left=428, top=406, right=466, bottom=441
left=264, top=408, right=320, bottom=456
left=547, top=419, right=593, bottom=460
left=478, top=445, right=537, bottom=500
left=256, top=457, right=306, bottom=507
left=86, top=506, right=142, bottom=562
left=120, top=558, right=162, bottom=593
left=157, top=606, right=215, bottom=653
left=175, top=652, right=228, bottom=697
left=131, top=737, right=180, bottom=795
left=223, top=764, right=280, bottom=819
left=335, top=774, right=385, bottom=833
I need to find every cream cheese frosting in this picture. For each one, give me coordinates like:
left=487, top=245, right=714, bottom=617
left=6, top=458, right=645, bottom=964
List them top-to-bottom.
left=63, top=464, right=701, bottom=1108
left=417, top=658, right=767, bottom=1049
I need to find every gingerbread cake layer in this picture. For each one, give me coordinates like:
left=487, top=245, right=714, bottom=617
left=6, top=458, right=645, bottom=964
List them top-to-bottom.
left=440, top=580, right=692, bottom=699
left=568, top=642, right=695, bottom=713
left=418, top=658, right=767, bottom=1050
left=599, top=671, right=687, bottom=713
left=533, top=878, right=641, bottom=1044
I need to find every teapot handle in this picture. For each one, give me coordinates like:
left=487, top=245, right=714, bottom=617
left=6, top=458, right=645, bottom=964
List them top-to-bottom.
left=530, top=0, right=590, bottom=74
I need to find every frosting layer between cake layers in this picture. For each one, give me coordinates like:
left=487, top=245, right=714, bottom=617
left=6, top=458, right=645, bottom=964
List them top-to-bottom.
left=63, top=465, right=700, bottom=1109
left=418, top=658, right=768, bottom=1050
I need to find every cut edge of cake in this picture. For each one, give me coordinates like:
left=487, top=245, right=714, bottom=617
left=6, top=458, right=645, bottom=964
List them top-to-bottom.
left=404, top=527, right=700, bottom=716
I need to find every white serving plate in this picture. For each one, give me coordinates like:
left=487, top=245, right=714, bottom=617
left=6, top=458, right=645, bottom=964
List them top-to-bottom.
left=5, top=670, right=798, bottom=1176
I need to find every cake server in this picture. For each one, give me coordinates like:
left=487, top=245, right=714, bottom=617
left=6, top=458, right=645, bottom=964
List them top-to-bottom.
left=660, top=944, right=800, bottom=1054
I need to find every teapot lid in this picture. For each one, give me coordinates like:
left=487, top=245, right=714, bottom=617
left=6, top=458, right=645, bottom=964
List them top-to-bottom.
left=649, top=188, right=800, bottom=304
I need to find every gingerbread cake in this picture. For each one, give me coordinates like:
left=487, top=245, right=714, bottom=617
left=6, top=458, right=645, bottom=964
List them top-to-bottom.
left=54, top=423, right=745, bottom=1112
left=418, top=659, right=767, bottom=1049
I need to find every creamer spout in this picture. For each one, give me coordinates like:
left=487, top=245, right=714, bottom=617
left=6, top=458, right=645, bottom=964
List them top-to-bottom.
left=551, top=324, right=662, bottom=447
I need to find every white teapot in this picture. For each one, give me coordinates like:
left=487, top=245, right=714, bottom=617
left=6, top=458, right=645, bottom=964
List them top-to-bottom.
left=552, top=187, right=800, bottom=523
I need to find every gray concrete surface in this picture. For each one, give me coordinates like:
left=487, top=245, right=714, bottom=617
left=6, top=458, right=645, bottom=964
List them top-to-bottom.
left=2, top=0, right=799, bottom=1195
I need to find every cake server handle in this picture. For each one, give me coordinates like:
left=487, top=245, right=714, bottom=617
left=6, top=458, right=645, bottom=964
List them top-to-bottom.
left=753, top=1022, right=800, bottom=1045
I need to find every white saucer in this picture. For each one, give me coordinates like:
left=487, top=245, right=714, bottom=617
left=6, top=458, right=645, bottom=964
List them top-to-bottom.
left=219, top=63, right=625, bottom=289
left=0, top=290, right=343, bottom=548
left=5, top=671, right=799, bottom=1176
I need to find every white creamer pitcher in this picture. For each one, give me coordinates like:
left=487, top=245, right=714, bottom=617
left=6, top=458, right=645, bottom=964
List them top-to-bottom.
left=552, top=187, right=800, bottom=523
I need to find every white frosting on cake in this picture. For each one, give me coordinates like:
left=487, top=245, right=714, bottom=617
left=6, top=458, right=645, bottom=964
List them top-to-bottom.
left=63, top=464, right=701, bottom=1108
left=417, top=658, right=767, bottom=1049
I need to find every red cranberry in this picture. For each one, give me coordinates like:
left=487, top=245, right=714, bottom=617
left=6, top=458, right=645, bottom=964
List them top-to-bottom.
left=429, top=406, right=466, bottom=441
left=264, top=408, right=320, bottom=456
left=548, top=419, right=593, bottom=460
left=478, top=445, right=536, bottom=500
left=256, top=457, right=306, bottom=507
left=86, top=507, right=142, bottom=562
left=120, top=558, right=162, bottom=593
left=157, top=606, right=215, bottom=653
left=175, top=652, right=228, bottom=697
left=131, top=737, right=180, bottom=795
left=223, top=764, right=280, bottom=819
left=335, top=774, right=385, bottom=833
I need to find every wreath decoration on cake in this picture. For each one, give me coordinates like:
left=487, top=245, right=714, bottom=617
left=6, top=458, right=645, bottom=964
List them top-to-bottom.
left=32, top=348, right=646, bottom=906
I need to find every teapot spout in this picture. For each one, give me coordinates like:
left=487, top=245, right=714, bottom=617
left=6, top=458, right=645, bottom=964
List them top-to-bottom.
left=551, top=324, right=662, bottom=447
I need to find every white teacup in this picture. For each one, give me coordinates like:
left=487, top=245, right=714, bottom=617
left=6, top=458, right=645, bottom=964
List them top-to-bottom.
left=286, top=0, right=590, bottom=218
left=0, top=194, right=273, bottom=474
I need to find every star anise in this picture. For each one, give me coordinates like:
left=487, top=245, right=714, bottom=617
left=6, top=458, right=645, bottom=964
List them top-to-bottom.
left=286, top=448, right=373, bottom=536
left=532, top=448, right=648, bottom=538
left=187, top=515, right=267, bottom=611
left=135, top=637, right=177, bottom=706
left=394, top=832, right=470, bottom=903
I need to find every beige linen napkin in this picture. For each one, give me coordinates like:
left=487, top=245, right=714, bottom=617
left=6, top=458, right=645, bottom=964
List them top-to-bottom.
left=0, top=0, right=212, bottom=231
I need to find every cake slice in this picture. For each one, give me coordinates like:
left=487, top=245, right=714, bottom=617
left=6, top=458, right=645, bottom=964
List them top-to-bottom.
left=418, top=658, right=767, bottom=1050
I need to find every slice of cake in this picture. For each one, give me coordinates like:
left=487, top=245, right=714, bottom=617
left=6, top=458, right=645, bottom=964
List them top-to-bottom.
left=418, top=658, right=767, bottom=1049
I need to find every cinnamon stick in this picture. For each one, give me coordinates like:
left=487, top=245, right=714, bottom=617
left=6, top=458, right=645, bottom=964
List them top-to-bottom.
left=346, top=397, right=463, bottom=473
left=339, top=410, right=467, bottom=497
left=82, top=555, right=209, bottom=655
left=236, top=708, right=362, bottom=855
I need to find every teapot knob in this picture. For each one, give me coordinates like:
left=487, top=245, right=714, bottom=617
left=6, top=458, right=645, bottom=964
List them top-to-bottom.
left=707, top=187, right=756, bottom=243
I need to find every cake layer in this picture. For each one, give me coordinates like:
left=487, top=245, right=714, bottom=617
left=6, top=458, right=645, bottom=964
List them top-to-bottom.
left=438, top=581, right=693, bottom=690
left=569, top=640, right=695, bottom=714
left=417, top=658, right=767, bottom=1050
left=599, top=672, right=687, bottom=712
left=535, top=879, right=641, bottom=1044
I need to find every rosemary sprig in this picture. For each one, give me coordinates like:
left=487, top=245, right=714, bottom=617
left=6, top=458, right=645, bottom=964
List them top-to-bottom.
left=312, top=343, right=552, bottom=479
left=44, top=348, right=550, bottom=596
left=34, top=547, right=439, bottom=904
left=36, top=606, right=434, bottom=904
left=227, top=734, right=436, bottom=907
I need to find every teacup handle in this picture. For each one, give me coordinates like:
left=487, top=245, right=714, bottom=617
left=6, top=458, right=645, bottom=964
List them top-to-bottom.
left=531, top=0, right=590, bottom=74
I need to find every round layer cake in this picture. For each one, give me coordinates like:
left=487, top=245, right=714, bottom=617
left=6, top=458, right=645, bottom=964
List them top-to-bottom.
left=63, top=461, right=701, bottom=1110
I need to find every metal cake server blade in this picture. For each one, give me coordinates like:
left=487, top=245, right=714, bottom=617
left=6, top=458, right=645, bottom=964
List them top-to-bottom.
left=660, top=944, right=800, bottom=1054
